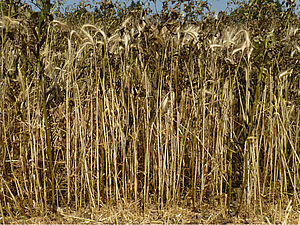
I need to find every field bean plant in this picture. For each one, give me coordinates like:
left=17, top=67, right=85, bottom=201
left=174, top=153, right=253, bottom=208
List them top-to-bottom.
left=0, top=0, right=299, bottom=223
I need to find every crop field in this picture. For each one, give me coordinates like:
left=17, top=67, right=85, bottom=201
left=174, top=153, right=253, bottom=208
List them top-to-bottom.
left=0, top=0, right=299, bottom=223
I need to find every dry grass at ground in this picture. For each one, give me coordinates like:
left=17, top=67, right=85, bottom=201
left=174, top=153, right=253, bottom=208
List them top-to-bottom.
left=4, top=201, right=300, bottom=224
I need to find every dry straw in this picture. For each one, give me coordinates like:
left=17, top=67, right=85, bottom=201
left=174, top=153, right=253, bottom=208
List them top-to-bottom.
left=0, top=0, right=299, bottom=223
